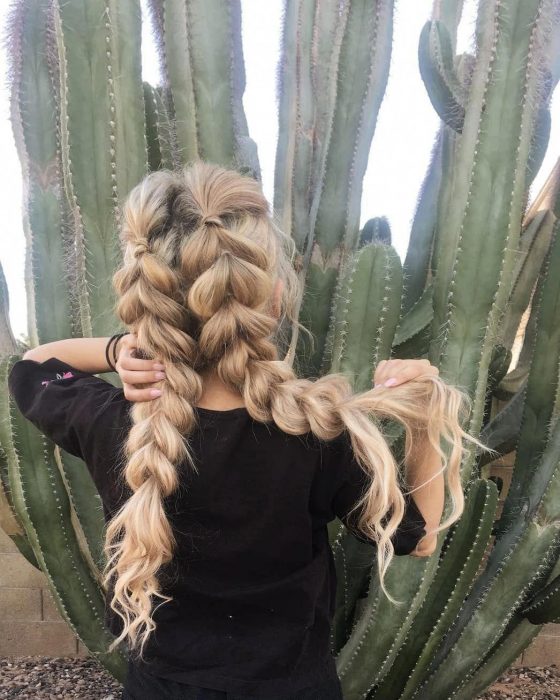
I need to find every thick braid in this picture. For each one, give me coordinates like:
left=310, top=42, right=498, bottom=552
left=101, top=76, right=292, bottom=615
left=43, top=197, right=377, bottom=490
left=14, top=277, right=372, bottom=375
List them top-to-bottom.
left=103, top=170, right=205, bottom=659
left=180, top=201, right=488, bottom=606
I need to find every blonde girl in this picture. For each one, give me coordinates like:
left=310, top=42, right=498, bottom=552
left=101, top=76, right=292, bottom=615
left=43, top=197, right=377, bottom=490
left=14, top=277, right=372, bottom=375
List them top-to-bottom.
left=8, top=160, right=489, bottom=700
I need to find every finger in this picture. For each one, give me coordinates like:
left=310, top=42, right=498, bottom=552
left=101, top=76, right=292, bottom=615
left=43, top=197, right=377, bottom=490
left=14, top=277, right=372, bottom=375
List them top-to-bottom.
left=117, top=333, right=138, bottom=353
left=118, top=345, right=165, bottom=371
left=373, top=358, right=397, bottom=384
left=374, top=359, right=407, bottom=385
left=374, top=362, right=436, bottom=387
left=383, top=366, right=430, bottom=384
left=119, top=367, right=166, bottom=385
left=123, top=382, right=163, bottom=402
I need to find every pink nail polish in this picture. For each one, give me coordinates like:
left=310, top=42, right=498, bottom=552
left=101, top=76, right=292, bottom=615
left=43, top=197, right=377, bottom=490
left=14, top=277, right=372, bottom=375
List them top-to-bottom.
left=384, top=378, right=398, bottom=387
left=150, top=389, right=162, bottom=397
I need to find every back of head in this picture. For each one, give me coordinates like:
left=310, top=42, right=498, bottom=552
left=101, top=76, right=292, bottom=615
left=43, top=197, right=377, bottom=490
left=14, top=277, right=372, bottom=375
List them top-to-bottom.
left=102, top=160, right=486, bottom=660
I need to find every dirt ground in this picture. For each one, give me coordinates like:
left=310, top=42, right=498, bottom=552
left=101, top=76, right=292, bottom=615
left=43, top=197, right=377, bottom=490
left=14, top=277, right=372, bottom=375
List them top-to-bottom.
left=0, top=656, right=559, bottom=699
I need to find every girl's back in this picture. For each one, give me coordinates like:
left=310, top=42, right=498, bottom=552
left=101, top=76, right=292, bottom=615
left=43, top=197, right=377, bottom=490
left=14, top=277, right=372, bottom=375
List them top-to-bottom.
left=8, top=354, right=427, bottom=698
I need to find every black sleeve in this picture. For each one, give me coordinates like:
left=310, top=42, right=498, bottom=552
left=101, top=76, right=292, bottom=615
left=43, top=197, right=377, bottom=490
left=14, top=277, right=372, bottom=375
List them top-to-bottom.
left=7, top=357, right=132, bottom=486
left=330, top=432, right=427, bottom=556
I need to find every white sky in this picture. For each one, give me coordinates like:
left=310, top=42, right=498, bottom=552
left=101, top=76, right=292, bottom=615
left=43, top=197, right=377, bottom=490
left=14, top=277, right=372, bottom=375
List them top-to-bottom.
left=1, top=0, right=558, bottom=342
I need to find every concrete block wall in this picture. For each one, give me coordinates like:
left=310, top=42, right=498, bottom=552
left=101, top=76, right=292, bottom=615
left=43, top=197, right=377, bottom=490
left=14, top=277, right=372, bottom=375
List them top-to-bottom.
left=0, top=526, right=88, bottom=658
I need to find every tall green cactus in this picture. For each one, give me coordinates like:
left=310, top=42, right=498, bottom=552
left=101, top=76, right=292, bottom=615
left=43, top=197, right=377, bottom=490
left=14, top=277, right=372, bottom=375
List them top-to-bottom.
left=1, top=0, right=560, bottom=696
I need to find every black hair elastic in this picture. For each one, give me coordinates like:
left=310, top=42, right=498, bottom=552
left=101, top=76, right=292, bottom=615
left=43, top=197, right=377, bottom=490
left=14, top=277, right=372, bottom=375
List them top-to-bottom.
left=106, top=332, right=127, bottom=372
left=113, top=332, right=127, bottom=367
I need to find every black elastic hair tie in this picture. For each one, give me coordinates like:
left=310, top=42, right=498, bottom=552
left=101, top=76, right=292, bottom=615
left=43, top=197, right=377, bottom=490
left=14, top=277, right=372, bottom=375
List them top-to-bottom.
left=106, top=332, right=127, bottom=372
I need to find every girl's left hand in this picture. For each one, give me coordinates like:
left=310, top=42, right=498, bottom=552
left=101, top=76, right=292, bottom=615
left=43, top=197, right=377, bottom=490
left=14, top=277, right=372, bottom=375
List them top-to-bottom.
left=373, top=358, right=439, bottom=388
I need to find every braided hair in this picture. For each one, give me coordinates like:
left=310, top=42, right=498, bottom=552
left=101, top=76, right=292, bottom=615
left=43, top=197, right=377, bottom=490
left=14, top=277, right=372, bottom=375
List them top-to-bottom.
left=102, top=160, right=487, bottom=659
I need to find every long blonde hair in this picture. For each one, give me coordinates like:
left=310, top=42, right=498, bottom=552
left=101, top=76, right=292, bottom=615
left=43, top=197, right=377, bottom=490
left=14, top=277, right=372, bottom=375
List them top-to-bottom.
left=102, top=160, right=488, bottom=660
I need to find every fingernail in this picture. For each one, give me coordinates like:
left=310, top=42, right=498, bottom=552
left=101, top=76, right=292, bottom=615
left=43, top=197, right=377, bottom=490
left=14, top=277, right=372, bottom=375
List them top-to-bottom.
left=153, top=363, right=165, bottom=370
left=155, top=372, right=166, bottom=379
left=384, top=378, right=398, bottom=387
left=374, top=383, right=381, bottom=388
left=150, top=389, right=162, bottom=397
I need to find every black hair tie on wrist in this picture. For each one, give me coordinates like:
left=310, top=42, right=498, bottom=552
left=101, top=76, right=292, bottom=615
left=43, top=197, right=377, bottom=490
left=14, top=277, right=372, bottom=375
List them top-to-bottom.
left=106, top=332, right=127, bottom=372
left=112, top=332, right=125, bottom=368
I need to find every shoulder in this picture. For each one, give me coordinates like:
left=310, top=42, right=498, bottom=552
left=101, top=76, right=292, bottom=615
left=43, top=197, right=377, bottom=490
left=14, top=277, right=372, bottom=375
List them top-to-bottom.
left=7, top=355, right=133, bottom=459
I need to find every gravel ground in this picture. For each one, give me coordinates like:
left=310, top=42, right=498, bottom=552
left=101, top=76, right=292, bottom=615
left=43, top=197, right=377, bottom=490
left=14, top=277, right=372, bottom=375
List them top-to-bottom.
left=1, top=656, right=559, bottom=699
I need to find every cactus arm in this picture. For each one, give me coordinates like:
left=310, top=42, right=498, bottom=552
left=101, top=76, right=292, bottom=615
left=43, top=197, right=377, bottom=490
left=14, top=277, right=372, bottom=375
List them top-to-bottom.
left=6, top=0, right=74, bottom=345
left=53, top=0, right=147, bottom=338
left=108, top=0, right=148, bottom=197
left=142, top=0, right=193, bottom=164
left=144, top=0, right=181, bottom=169
left=148, top=0, right=259, bottom=174
left=272, top=0, right=300, bottom=248
left=274, top=0, right=350, bottom=255
left=311, top=0, right=394, bottom=256
left=430, top=0, right=555, bottom=485
left=434, top=0, right=465, bottom=52
left=288, top=1, right=395, bottom=376
left=403, top=2, right=466, bottom=313
left=418, top=20, right=466, bottom=132
left=143, top=81, right=180, bottom=173
left=143, top=82, right=164, bottom=172
left=153, top=87, right=177, bottom=171
left=525, top=103, right=552, bottom=193
left=401, top=128, right=444, bottom=314
left=500, top=210, right=556, bottom=352
left=358, top=217, right=392, bottom=247
left=416, top=217, right=560, bottom=697
left=498, top=226, right=560, bottom=532
left=323, top=242, right=403, bottom=392
left=393, top=283, right=434, bottom=349
left=478, top=380, right=527, bottom=468
left=417, top=419, right=560, bottom=695
left=0, top=446, right=38, bottom=570
left=55, top=448, right=107, bottom=572
left=373, top=479, right=499, bottom=699
left=416, top=522, right=560, bottom=698
left=329, top=529, right=382, bottom=657
left=336, top=556, right=436, bottom=699
left=522, top=571, right=560, bottom=624
left=452, top=619, right=542, bottom=700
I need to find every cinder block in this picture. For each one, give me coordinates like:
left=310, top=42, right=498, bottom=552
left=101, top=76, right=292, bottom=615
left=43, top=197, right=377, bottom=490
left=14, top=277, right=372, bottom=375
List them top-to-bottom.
left=487, top=463, right=514, bottom=495
left=0, top=527, right=19, bottom=553
left=0, top=552, right=46, bottom=587
left=0, top=587, right=41, bottom=620
left=42, top=587, right=66, bottom=622
left=0, top=620, right=78, bottom=656
left=521, top=623, right=560, bottom=666
left=77, top=639, right=91, bottom=658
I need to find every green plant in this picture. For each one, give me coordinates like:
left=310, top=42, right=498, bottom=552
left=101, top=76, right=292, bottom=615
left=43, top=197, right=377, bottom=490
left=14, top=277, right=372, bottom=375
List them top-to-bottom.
left=1, top=0, right=560, bottom=697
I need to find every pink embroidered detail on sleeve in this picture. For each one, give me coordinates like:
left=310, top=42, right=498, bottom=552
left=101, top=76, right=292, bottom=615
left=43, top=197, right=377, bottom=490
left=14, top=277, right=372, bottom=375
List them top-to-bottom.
left=41, top=370, right=75, bottom=388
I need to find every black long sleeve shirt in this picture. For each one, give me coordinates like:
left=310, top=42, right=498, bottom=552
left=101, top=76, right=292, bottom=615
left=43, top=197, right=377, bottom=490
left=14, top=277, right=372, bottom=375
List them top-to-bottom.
left=7, top=357, right=427, bottom=697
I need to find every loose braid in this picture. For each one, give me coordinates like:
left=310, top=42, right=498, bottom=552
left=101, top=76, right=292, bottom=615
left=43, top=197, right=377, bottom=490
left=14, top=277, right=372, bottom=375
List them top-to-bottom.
left=102, top=160, right=491, bottom=660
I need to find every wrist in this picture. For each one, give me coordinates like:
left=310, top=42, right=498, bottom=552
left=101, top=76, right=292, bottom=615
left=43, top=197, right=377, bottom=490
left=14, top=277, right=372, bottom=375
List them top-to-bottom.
left=105, top=333, right=127, bottom=372
left=113, top=336, right=123, bottom=364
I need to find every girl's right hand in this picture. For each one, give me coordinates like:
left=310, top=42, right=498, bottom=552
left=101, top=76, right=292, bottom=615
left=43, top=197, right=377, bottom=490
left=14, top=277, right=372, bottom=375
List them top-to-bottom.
left=114, top=333, right=166, bottom=402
